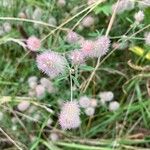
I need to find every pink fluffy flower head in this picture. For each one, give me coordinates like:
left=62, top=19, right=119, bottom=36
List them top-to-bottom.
left=112, top=0, right=135, bottom=14
left=134, top=10, right=144, bottom=23
left=66, top=30, right=83, bottom=44
left=26, top=36, right=41, bottom=51
left=81, top=36, right=110, bottom=58
left=94, top=36, right=110, bottom=57
left=81, top=40, right=95, bottom=57
left=69, top=49, right=85, bottom=65
left=36, top=51, right=67, bottom=78
left=35, top=84, right=46, bottom=99
left=79, top=96, right=91, bottom=108
left=58, top=101, right=81, bottom=130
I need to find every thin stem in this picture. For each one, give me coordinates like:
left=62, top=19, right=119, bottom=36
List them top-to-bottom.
left=41, top=0, right=106, bottom=42
left=82, top=0, right=120, bottom=93
left=70, top=70, right=73, bottom=101
left=0, top=127, right=23, bottom=150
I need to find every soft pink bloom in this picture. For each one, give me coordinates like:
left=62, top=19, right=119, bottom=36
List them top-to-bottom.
left=134, top=11, right=144, bottom=23
left=81, top=15, right=95, bottom=27
left=66, top=30, right=83, bottom=44
left=26, top=36, right=41, bottom=51
left=81, top=36, right=110, bottom=58
left=94, top=36, right=110, bottom=57
left=81, top=40, right=95, bottom=57
left=69, top=50, right=85, bottom=65
left=36, top=51, right=67, bottom=78
left=99, top=91, right=114, bottom=102
left=79, top=96, right=91, bottom=108
left=90, top=98, right=98, bottom=107
left=17, top=101, right=30, bottom=112
left=59, top=101, right=81, bottom=130
left=109, top=101, right=120, bottom=111
left=50, top=133, right=59, bottom=141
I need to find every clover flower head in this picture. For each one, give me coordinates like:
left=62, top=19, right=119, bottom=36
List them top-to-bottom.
left=112, top=0, right=135, bottom=14
left=134, top=10, right=144, bottom=23
left=81, top=15, right=95, bottom=27
left=66, top=30, right=81, bottom=44
left=26, top=36, right=41, bottom=51
left=94, top=36, right=110, bottom=57
left=81, top=40, right=95, bottom=57
left=69, top=49, right=85, bottom=65
left=36, top=51, right=67, bottom=78
left=35, top=84, right=46, bottom=99
left=99, top=91, right=114, bottom=102
left=79, top=96, right=91, bottom=108
left=90, top=98, right=98, bottom=107
left=17, top=101, right=30, bottom=112
left=59, top=101, right=81, bottom=130
left=109, top=101, right=120, bottom=111
left=85, top=107, right=95, bottom=116
left=50, top=133, right=59, bottom=141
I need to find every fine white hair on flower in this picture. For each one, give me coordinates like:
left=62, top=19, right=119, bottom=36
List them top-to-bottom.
left=112, top=0, right=135, bottom=14
left=134, top=10, right=144, bottom=23
left=66, top=30, right=84, bottom=44
left=26, top=36, right=41, bottom=51
left=81, top=36, right=110, bottom=58
left=94, top=36, right=110, bottom=57
left=81, top=40, right=95, bottom=57
left=69, top=49, right=85, bottom=65
left=36, top=51, right=67, bottom=79
left=99, top=91, right=114, bottom=102
left=79, top=96, right=91, bottom=108
left=58, top=101, right=81, bottom=130
left=109, top=101, right=120, bottom=112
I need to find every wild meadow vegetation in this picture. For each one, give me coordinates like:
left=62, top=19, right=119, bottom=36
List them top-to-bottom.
left=0, top=0, right=150, bottom=149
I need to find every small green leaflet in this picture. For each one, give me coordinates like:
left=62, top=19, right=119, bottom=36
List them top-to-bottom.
left=94, top=4, right=112, bottom=16
left=79, top=65, right=95, bottom=71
